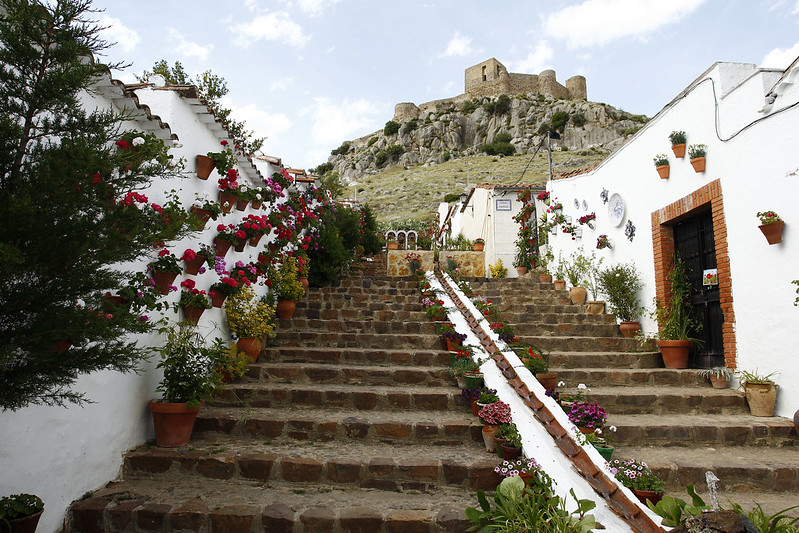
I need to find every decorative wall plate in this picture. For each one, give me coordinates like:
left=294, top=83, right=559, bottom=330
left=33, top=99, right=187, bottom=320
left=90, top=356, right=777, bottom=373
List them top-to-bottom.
left=600, top=189, right=609, bottom=204
left=608, top=193, right=625, bottom=227
left=574, top=198, right=580, bottom=208
left=582, top=199, right=588, bottom=210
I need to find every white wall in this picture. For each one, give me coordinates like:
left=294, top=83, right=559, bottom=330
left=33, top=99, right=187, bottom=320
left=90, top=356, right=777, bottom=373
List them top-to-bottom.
left=547, top=61, right=799, bottom=419
left=0, top=85, right=285, bottom=532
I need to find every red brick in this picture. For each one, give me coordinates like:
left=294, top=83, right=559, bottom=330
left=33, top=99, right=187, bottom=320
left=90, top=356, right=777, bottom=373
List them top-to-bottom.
left=374, top=422, right=412, bottom=438
left=238, top=453, right=276, bottom=480
left=196, top=456, right=235, bottom=479
left=281, top=456, right=324, bottom=482
left=368, top=457, right=396, bottom=477
left=328, top=459, right=362, bottom=483
left=399, top=459, right=439, bottom=480
left=70, top=497, right=109, bottom=533
left=168, top=497, right=208, bottom=531
left=107, top=499, right=144, bottom=531
left=262, top=504, right=295, bottom=533
left=209, top=505, right=258, bottom=533
left=300, top=506, right=336, bottom=532
left=340, top=507, right=383, bottom=533
left=385, top=509, right=434, bottom=533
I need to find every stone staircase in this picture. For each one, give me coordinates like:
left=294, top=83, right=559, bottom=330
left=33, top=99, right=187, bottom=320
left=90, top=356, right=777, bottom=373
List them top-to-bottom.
left=67, top=256, right=492, bottom=533
left=467, top=275, right=799, bottom=513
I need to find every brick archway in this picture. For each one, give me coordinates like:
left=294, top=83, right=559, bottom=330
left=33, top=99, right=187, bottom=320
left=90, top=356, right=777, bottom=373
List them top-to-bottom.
left=650, top=179, right=736, bottom=368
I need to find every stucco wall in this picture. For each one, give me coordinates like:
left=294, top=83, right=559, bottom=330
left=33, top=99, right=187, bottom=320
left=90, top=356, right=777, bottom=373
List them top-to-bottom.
left=546, top=62, right=799, bottom=419
left=0, top=86, right=283, bottom=532
left=386, top=250, right=485, bottom=277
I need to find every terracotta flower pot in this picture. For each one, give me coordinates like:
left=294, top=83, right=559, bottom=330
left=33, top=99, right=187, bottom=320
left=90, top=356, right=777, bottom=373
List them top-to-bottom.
left=671, top=143, right=686, bottom=158
left=196, top=154, right=214, bottom=179
left=690, top=156, right=706, bottom=173
left=656, top=165, right=670, bottom=179
left=219, top=191, right=236, bottom=213
left=236, top=197, right=249, bottom=211
left=251, top=200, right=263, bottom=210
left=190, top=205, right=212, bottom=226
left=759, top=221, right=784, bottom=245
left=249, top=233, right=263, bottom=247
left=213, top=238, right=232, bottom=257
left=233, top=238, right=247, bottom=253
left=387, top=242, right=398, bottom=250
left=472, top=242, right=485, bottom=251
left=184, top=255, right=205, bottom=276
left=516, top=266, right=528, bottom=276
left=151, top=270, right=178, bottom=295
left=539, top=273, right=553, bottom=283
left=298, top=276, right=309, bottom=290
left=554, top=279, right=566, bottom=291
left=569, top=286, right=587, bottom=305
left=211, top=292, right=226, bottom=308
left=276, top=299, right=296, bottom=319
left=585, top=301, right=606, bottom=315
left=182, top=305, right=205, bottom=325
left=619, top=321, right=641, bottom=338
left=236, top=337, right=262, bottom=364
left=445, top=337, right=462, bottom=352
left=657, top=339, right=691, bottom=369
left=535, top=372, right=558, bottom=391
left=709, top=375, right=728, bottom=389
left=745, top=383, right=777, bottom=417
left=149, top=400, right=199, bottom=447
left=481, top=423, right=500, bottom=453
left=501, top=444, right=522, bottom=460
left=593, top=444, right=614, bottom=461
left=632, top=489, right=664, bottom=506
left=2, top=509, right=43, bottom=533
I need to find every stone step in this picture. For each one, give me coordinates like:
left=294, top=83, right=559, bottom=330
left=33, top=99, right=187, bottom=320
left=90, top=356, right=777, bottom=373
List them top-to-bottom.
left=297, top=301, right=427, bottom=315
left=500, top=303, right=615, bottom=316
left=499, top=311, right=617, bottom=325
left=272, top=317, right=438, bottom=335
left=511, top=322, right=622, bottom=337
left=269, top=331, right=445, bottom=350
left=520, top=335, right=640, bottom=352
left=258, top=346, right=452, bottom=367
left=547, top=351, right=661, bottom=369
left=250, top=362, right=453, bottom=387
left=554, top=367, right=708, bottom=388
left=211, top=382, right=467, bottom=412
left=581, top=386, right=748, bottom=415
left=194, top=406, right=482, bottom=446
left=606, top=413, right=798, bottom=447
left=123, top=438, right=499, bottom=492
left=617, top=446, right=799, bottom=495
left=68, top=477, right=473, bottom=533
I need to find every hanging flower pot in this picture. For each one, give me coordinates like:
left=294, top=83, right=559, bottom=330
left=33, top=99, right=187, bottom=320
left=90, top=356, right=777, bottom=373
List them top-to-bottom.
left=671, top=143, right=686, bottom=158
left=196, top=155, right=215, bottom=180
left=690, top=157, right=706, bottom=173
left=656, top=165, right=670, bottom=179
left=219, top=191, right=236, bottom=213
left=236, top=197, right=249, bottom=211
left=251, top=200, right=263, bottom=210
left=190, top=205, right=212, bottom=226
left=759, top=220, right=784, bottom=245
left=249, top=233, right=263, bottom=247
left=213, top=238, right=232, bottom=257
left=233, top=238, right=247, bottom=253
left=184, top=255, right=205, bottom=276
left=152, top=270, right=178, bottom=295
left=211, top=291, right=226, bottom=308
left=276, top=299, right=296, bottom=319
left=182, top=305, right=205, bottom=325
left=236, top=337, right=262, bottom=363
left=149, top=400, right=199, bottom=447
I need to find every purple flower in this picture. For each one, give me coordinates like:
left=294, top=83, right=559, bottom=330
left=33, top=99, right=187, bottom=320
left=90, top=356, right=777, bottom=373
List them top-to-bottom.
left=138, top=315, right=148, bottom=322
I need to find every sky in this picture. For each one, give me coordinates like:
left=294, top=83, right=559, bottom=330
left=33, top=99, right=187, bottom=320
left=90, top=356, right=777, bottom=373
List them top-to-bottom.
left=90, top=0, right=799, bottom=171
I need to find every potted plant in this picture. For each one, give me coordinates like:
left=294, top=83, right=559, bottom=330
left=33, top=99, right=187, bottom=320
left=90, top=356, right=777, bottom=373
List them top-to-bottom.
left=669, top=131, right=687, bottom=158
left=206, top=141, right=237, bottom=177
left=688, top=143, right=706, bottom=172
left=653, top=154, right=670, bottom=179
left=216, top=168, right=240, bottom=213
left=189, top=195, right=223, bottom=228
left=756, top=211, right=784, bottom=245
left=213, top=224, right=238, bottom=257
left=596, top=234, right=612, bottom=250
left=386, top=235, right=398, bottom=250
left=472, top=238, right=485, bottom=252
left=513, top=246, right=531, bottom=276
left=536, top=248, right=553, bottom=283
left=148, top=249, right=181, bottom=295
left=563, top=249, right=592, bottom=305
left=552, top=254, right=567, bottom=291
left=655, top=256, right=700, bottom=369
left=269, top=257, right=305, bottom=319
left=598, top=262, right=644, bottom=337
left=210, top=275, right=239, bottom=308
left=178, top=279, right=211, bottom=325
left=224, top=284, right=276, bottom=362
left=423, top=297, right=448, bottom=321
left=489, top=321, right=515, bottom=344
left=437, top=322, right=467, bottom=351
left=149, top=323, right=223, bottom=447
left=216, top=343, right=251, bottom=383
left=520, top=346, right=557, bottom=391
left=450, top=357, right=481, bottom=389
left=699, top=366, right=734, bottom=389
left=739, top=369, right=779, bottom=417
left=461, top=386, right=487, bottom=414
left=477, top=400, right=513, bottom=452
left=567, top=401, right=607, bottom=434
left=496, top=422, right=523, bottom=460
left=581, top=425, right=616, bottom=461
left=493, top=457, right=554, bottom=493
left=608, top=458, right=664, bottom=505
left=0, top=493, right=44, bottom=533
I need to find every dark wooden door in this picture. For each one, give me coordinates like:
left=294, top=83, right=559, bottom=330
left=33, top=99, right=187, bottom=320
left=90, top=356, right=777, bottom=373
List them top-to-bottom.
left=673, top=209, right=724, bottom=368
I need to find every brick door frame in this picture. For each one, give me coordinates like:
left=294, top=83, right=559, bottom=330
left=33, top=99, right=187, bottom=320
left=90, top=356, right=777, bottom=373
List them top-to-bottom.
left=650, top=179, right=736, bottom=368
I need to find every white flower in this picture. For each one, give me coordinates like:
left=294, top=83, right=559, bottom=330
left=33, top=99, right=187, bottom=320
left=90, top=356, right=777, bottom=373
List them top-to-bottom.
left=132, top=136, right=145, bottom=146
left=172, top=140, right=183, bottom=148
left=255, top=193, right=262, bottom=201
left=558, top=381, right=565, bottom=387
left=577, top=383, right=587, bottom=390
left=609, top=426, right=617, bottom=432
left=595, top=428, right=602, bottom=435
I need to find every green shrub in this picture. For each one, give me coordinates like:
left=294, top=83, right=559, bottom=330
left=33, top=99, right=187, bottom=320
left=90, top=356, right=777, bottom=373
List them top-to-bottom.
left=460, top=99, right=478, bottom=113
left=551, top=111, right=570, bottom=132
left=571, top=112, right=586, bottom=127
left=383, top=120, right=400, bottom=136
left=402, top=120, right=418, bottom=134
left=537, top=122, right=551, bottom=135
left=494, top=131, right=512, bottom=144
left=482, top=132, right=515, bottom=156
left=367, top=136, right=378, bottom=147
left=331, top=141, right=350, bottom=155
left=386, top=144, right=404, bottom=159
left=374, top=150, right=387, bottom=167
left=442, top=151, right=451, bottom=161
left=311, top=162, right=333, bottom=175
left=443, top=193, right=461, bottom=203
left=597, top=262, right=644, bottom=322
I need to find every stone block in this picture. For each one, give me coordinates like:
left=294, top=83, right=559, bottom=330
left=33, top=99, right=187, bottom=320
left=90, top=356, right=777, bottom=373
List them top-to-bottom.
left=374, top=422, right=412, bottom=438
left=238, top=453, right=276, bottom=480
left=196, top=456, right=235, bottom=479
left=281, top=456, right=324, bottom=482
left=368, top=457, right=396, bottom=477
left=328, top=459, right=362, bottom=483
left=399, top=459, right=439, bottom=480
left=70, top=497, right=109, bottom=533
left=168, top=497, right=208, bottom=532
left=107, top=499, right=144, bottom=531
left=136, top=503, right=171, bottom=531
left=261, top=504, right=295, bottom=533
left=209, top=505, right=258, bottom=533
left=300, top=506, right=336, bottom=532
left=339, top=507, right=383, bottom=533
left=385, top=509, right=434, bottom=533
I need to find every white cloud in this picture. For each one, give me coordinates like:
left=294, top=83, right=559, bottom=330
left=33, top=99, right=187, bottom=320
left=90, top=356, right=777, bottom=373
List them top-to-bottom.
left=244, top=0, right=259, bottom=11
left=295, top=0, right=340, bottom=17
left=545, top=0, right=707, bottom=48
left=794, top=0, right=799, bottom=13
left=229, top=11, right=310, bottom=48
left=98, top=15, right=139, bottom=52
left=168, top=29, right=213, bottom=61
left=441, top=31, right=474, bottom=58
left=507, top=41, right=555, bottom=74
left=762, top=41, right=799, bottom=69
left=269, top=77, right=296, bottom=91
left=302, top=96, right=388, bottom=148
left=222, top=97, right=292, bottom=150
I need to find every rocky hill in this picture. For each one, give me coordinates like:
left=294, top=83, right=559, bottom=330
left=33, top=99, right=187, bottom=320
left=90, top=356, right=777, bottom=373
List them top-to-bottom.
left=320, top=94, right=648, bottom=222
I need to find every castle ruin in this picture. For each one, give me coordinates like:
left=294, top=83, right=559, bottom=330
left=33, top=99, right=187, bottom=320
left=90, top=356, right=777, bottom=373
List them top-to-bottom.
left=394, top=58, right=587, bottom=121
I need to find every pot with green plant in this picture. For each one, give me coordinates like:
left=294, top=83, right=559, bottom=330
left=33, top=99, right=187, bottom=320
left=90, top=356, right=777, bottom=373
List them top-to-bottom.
left=669, top=130, right=687, bottom=158
left=688, top=143, right=706, bottom=172
left=654, top=154, right=670, bottom=179
left=756, top=211, right=784, bottom=245
left=473, top=238, right=485, bottom=252
left=536, top=246, right=553, bottom=283
left=563, top=248, right=594, bottom=305
left=148, top=249, right=182, bottom=295
left=553, top=254, right=567, bottom=291
left=655, top=256, right=700, bottom=368
left=269, top=257, right=305, bottom=319
left=598, top=261, right=644, bottom=337
left=178, top=279, right=211, bottom=325
left=224, top=284, right=277, bottom=362
left=437, top=322, right=467, bottom=351
left=149, top=323, right=224, bottom=447
left=216, top=343, right=251, bottom=383
left=520, top=346, right=557, bottom=391
left=451, top=357, right=481, bottom=389
left=699, top=366, right=734, bottom=389
left=739, top=369, right=778, bottom=417
left=477, top=400, right=513, bottom=452
left=497, top=422, right=523, bottom=460
left=609, top=458, right=664, bottom=505
left=0, top=493, right=44, bottom=533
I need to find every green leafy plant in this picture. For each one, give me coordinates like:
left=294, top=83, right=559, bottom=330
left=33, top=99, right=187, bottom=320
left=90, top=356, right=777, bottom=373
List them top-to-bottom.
left=383, top=120, right=400, bottom=135
left=668, top=131, right=687, bottom=145
left=206, top=141, right=237, bottom=176
left=688, top=143, right=706, bottom=159
left=653, top=154, right=669, bottom=167
left=757, top=211, right=782, bottom=224
left=656, top=256, right=700, bottom=340
left=269, top=257, right=305, bottom=301
left=489, top=259, right=508, bottom=278
left=597, top=262, right=644, bottom=322
left=178, top=279, right=211, bottom=310
left=224, top=285, right=276, bottom=339
left=214, top=343, right=250, bottom=382
left=449, top=356, right=481, bottom=379
left=698, top=366, right=734, bottom=381
left=738, top=368, right=778, bottom=386
left=478, top=390, right=499, bottom=404
left=497, top=422, right=522, bottom=448
left=608, top=458, right=664, bottom=492
left=646, top=484, right=708, bottom=527
left=0, top=493, right=44, bottom=521
left=730, top=502, right=799, bottom=533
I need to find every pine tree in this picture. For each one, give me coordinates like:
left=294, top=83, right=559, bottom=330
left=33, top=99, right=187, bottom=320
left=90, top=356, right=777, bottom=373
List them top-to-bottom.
left=0, top=0, right=193, bottom=410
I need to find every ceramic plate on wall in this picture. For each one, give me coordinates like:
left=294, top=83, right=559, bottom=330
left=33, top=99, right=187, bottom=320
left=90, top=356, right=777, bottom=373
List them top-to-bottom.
left=608, top=193, right=625, bottom=227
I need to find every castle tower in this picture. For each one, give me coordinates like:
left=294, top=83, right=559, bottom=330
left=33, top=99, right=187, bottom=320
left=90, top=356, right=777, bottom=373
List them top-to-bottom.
left=566, top=75, right=587, bottom=100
